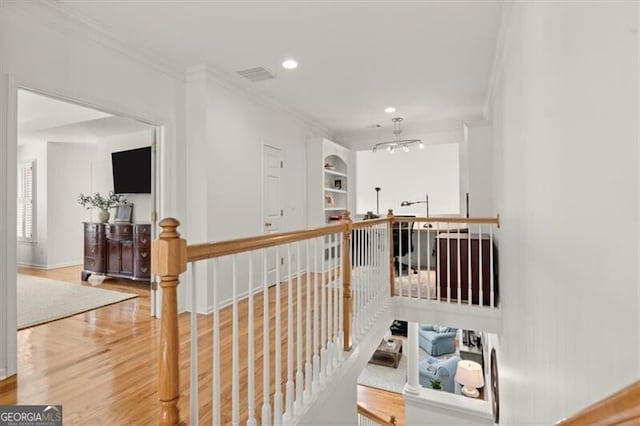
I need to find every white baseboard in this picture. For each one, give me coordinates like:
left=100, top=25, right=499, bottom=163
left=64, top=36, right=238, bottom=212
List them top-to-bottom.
left=17, top=260, right=83, bottom=270
left=0, top=368, right=6, bottom=381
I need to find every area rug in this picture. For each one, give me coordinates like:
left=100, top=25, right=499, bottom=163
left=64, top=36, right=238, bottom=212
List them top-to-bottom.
left=394, top=270, right=437, bottom=299
left=17, top=274, right=137, bottom=329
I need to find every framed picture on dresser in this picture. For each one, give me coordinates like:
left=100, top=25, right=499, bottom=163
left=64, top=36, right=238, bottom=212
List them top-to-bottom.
left=114, top=204, right=133, bottom=223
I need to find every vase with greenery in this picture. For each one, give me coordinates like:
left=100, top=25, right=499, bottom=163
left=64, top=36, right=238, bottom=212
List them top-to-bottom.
left=78, top=191, right=127, bottom=223
left=430, top=379, right=442, bottom=390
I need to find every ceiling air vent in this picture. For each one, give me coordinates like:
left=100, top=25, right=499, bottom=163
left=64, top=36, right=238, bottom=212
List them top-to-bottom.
left=237, top=67, right=275, bottom=82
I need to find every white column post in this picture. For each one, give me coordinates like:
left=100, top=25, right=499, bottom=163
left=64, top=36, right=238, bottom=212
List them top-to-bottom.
left=404, top=321, right=421, bottom=395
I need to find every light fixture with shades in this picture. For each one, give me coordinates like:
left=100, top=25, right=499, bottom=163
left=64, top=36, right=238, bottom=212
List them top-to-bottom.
left=372, top=117, right=424, bottom=153
left=455, top=360, right=485, bottom=398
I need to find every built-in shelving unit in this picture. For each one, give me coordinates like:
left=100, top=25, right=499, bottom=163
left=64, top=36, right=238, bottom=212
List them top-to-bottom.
left=307, top=138, right=354, bottom=266
left=307, top=138, right=353, bottom=226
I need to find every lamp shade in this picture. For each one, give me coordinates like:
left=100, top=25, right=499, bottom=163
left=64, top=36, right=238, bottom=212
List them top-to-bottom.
left=456, top=360, right=484, bottom=392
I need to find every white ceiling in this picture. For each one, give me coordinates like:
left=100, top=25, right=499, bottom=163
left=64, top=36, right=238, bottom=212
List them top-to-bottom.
left=55, top=1, right=503, bottom=134
left=18, top=89, right=153, bottom=143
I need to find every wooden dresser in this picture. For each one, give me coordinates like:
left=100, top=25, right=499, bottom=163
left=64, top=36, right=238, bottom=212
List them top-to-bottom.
left=82, top=222, right=151, bottom=282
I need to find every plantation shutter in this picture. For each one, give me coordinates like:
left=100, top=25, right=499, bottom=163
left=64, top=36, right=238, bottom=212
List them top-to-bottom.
left=17, top=161, right=35, bottom=240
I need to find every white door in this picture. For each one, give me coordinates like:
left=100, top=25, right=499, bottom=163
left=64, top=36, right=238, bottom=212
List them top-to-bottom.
left=263, top=144, right=283, bottom=283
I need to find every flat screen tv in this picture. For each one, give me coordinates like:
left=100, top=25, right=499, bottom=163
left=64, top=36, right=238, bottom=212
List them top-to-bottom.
left=111, top=146, right=151, bottom=194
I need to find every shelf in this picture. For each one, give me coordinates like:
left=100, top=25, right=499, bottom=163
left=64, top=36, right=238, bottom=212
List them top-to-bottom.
left=324, top=169, right=347, bottom=177
left=324, top=188, right=347, bottom=194
left=324, top=207, right=346, bottom=211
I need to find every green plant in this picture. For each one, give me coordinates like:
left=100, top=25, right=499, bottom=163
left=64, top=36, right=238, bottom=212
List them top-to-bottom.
left=78, top=191, right=127, bottom=210
left=430, top=379, right=442, bottom=390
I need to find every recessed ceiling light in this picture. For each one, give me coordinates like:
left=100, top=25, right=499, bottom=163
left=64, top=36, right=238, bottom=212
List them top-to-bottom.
left=282, top=59, right=298, bottom=70
left=384, top=107, right=396, bottom=113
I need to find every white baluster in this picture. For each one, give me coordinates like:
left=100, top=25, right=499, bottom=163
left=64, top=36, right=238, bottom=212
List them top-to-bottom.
left=427, top=220, right=431, bottom=300
left=436, top=221, right=440, bottom=301
left=446, top=221, right=451, bottom=303
left=417, top=222, right=421, bottom=299
left=468, top=222, right=472, bottom=306
left=398, top=223, right=403, bottom=298
left=407, top=223, right=412, bottom=299
left=479, top=224, right=484, bottom=307
left=490, top=225, right=495, bottom=308
left=457, top=227, right=461, bottom=305
left=334, top=232, right=341, bottom=363
left=338, top=233, right=344, bottom=361
left=326, top=234, right=334, bottom=374
left=320, top=235, right=327, bottom=382
left=312, top=238, right=320, bottom=388
left=304, top=240, right=313, bottom=402
left=295, top=243, right=304, bottom=412
left=284, top=245, right=294, bottom=421
left=274, top=247, right=283, bottom=425
left=261, top=250, right=271, bottom=426
left=247, top=255, right=256, bottom=426
left=232, top=256, right=239, bottom=426
left=212, top=259, right=221, bottom=426
left=189, top=263, right=199, bottom=424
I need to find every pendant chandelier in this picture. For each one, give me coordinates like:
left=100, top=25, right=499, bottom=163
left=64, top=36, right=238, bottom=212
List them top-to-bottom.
left=372, top=117, right=424, bottom=153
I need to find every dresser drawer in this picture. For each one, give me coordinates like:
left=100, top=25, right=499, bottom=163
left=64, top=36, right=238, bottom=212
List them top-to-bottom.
left=107, top=224, right=133, bottom=240
left=84, top=255, right=105, bottom=273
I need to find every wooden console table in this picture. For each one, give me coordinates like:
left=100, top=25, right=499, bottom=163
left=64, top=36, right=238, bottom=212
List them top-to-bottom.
left=82, top=222, right=151, bottom=282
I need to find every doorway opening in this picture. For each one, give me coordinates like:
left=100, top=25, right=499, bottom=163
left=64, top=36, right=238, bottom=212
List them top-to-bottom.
left=15, top=88, right=161, bottom=329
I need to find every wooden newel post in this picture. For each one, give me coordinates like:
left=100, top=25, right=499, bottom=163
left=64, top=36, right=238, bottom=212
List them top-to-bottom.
left=387, top=209, right=395, bottom=297
left=341, top=210, right=353, bottom=351
left=151, top=218, right=187, bottom=426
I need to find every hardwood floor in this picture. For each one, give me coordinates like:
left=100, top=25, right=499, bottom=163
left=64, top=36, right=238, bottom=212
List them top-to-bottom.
left=2, top=266, right=405, bottom=425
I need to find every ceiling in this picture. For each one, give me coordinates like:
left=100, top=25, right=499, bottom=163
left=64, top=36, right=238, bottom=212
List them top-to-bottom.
left=56, top=1, right=503, bottom=134
left=18, top=90, right=153, bottom=143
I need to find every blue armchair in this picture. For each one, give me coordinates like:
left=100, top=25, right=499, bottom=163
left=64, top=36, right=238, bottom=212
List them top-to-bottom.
left=418, top=325, right=457, bottom=356
left=419, top=355, right=460, bottom=393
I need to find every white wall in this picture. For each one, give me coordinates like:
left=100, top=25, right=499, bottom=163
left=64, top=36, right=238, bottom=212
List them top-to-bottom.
left=0, top=1, right=185, bottom=379
left=490, top=2, right=639, bottom=423
left=185, top=66, right=329, bottom=312
left=466, top=123, right=493, bottom=216
left=93, top=129, right=155, bottom=223
left=16, top=142, right=47, bottom=267
left=46, top=142, right=94, bottom=268
left=355, top=144, right=460, bottom=216
left=404, top=389, right=493, bottom=425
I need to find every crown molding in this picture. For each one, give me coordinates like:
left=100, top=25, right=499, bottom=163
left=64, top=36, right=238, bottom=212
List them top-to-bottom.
left=4, top=0, right=184, bottom=82
left=483, top=1, right=516, bottom=120
left=199, top=64, right=335, bottom=138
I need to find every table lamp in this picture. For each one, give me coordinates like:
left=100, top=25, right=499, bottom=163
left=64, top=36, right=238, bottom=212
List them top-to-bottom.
left=455, top=360, right=484, bottom=398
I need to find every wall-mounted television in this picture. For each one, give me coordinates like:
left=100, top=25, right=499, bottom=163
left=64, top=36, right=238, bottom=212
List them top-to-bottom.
left=111, top=146, right=152, bottom=194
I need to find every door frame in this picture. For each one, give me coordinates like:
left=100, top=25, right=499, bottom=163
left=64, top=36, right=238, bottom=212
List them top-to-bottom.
left=1, top=75, right=168, bottom=378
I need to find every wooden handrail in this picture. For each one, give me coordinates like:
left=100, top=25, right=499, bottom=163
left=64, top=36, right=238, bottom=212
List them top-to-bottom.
left=394, top=215, right=501, bottom=228
left=351, top=217, right=392, bottom=229
left=187, top=222, right=345, bottom=262
left=557, top=380, right=640, bottom=426
left=357, top=403, right=397, bottom=426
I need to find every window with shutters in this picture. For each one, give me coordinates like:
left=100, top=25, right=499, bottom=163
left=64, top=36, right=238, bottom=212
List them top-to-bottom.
left=17, top=160, right=35, bottom=241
